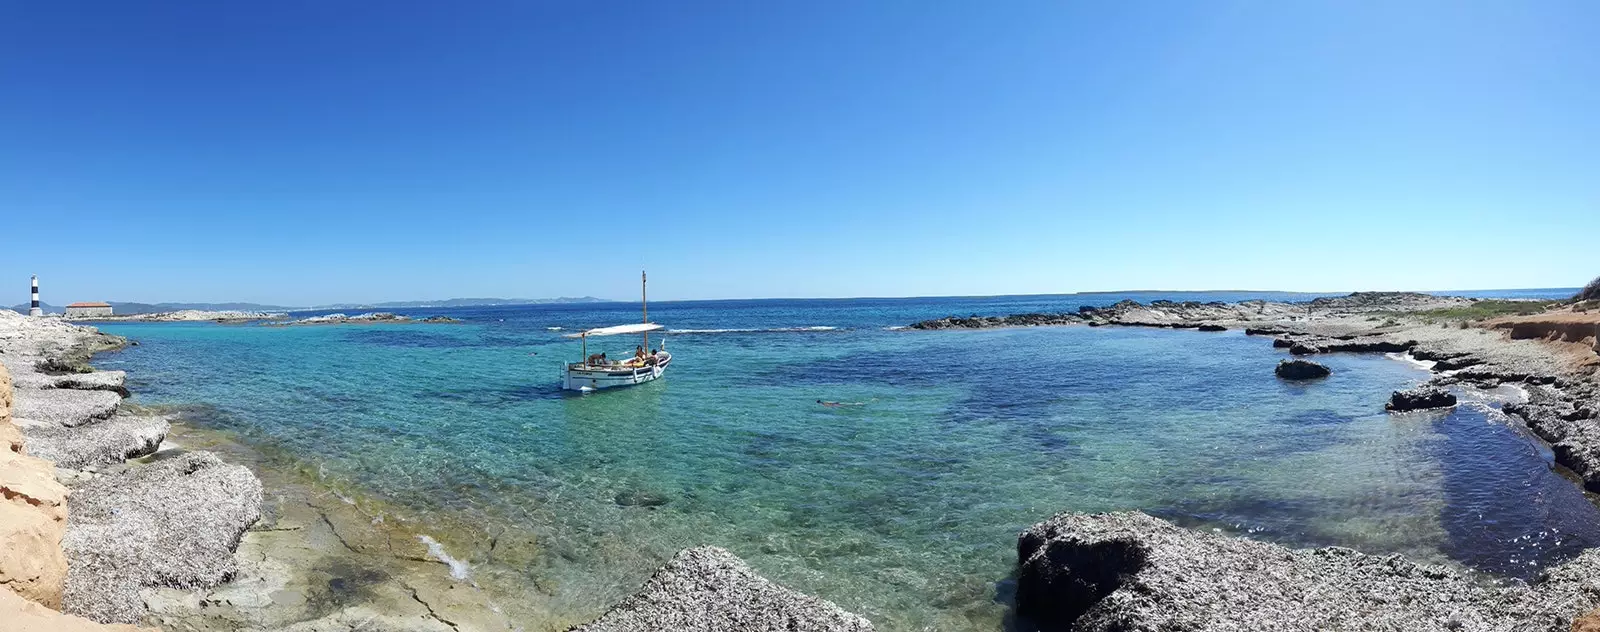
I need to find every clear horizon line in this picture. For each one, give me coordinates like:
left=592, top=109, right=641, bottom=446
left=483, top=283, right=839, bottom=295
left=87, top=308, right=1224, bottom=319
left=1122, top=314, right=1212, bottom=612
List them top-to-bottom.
left=28, top=285, right=1578, bottom=309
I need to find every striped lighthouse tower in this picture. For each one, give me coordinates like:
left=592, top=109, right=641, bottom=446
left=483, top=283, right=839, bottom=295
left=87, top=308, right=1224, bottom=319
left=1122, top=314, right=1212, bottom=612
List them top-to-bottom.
left=29, top=275, right=42, bottom=316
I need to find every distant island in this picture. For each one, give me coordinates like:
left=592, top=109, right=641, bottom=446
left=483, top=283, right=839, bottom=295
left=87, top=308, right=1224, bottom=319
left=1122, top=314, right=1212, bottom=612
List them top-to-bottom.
left=7, top=297, right=613, bottom=315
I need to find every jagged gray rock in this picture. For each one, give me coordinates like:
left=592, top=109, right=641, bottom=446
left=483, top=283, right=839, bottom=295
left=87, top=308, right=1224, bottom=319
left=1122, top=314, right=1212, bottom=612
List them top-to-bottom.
left=1275, top=359, right=1331, bottom=380
left=1386, top=386, right=1458, bottom=411
left=63, top=451, right=263, bottom=624
left=1016, top=511, right=1600, bottom=631
left=571, top=547, right=874, bottom=632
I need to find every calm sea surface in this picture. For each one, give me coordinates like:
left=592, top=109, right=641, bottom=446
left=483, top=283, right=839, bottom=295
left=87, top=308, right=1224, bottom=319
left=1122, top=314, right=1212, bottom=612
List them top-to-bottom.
left=93, top=290, right=1597, bottom=631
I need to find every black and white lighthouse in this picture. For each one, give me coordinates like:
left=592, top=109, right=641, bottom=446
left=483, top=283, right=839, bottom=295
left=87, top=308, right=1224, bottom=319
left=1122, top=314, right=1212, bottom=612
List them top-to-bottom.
left=29, top=275, right=41, bottom=316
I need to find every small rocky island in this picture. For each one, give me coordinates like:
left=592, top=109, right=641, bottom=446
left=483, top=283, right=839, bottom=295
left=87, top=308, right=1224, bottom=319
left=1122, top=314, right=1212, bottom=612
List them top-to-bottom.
left=268, top=312, right=461, bottom=326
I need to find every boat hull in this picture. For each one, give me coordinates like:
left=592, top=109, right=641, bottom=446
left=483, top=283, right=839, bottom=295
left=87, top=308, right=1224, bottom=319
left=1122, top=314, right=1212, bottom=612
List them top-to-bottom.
left=562, top=355, right=671, bottom=391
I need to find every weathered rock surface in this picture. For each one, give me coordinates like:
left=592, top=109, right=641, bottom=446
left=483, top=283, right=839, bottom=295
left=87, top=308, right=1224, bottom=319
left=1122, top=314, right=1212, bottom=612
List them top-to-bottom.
left=274, top=312, right=413, bottom=326
left=908, top=313, right=1082, bottom=330
left=1275, top=359, right=1331, bottom=380
left=0, top=361, right=72, bottom=610
left=48, top=371, right=130, bottom=397
left=1386, top=386, right=1459, bottom=411
left=13, top=389, right=122, bottom=428
left=19, top=413, right=170, bottom=469
left=64, top=451, right=263, bottom=624
left=1016, top=511, right=1600, bottom=631
left=572, top=546, right=874, bottom=632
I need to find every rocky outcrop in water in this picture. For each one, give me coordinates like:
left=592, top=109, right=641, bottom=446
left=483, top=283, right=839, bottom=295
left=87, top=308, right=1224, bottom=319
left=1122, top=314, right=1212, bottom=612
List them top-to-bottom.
left=272, top=312, right=456, bottom=326
left=908, top=313, right=1082, bottom=330
left=1284, top=336, right=1418, bottom=355
left=1275, top=359, right=1331, bottom=380
left=1386, top=386, right=1458, bottom=411
left=64, top=451, right=263, bottom=624
left=1015, top=511, right=1600, bottom=631
left=572, top=547, right=874, bottom=632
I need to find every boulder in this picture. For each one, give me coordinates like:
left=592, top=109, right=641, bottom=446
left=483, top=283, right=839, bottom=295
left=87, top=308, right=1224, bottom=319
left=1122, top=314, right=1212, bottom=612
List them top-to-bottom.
left=1196, top=324, right=1227, bottom=332
left=1275, top=359, right=1331, bottom=380
left=1386, top=386, right=1458, bottom=412
left=63, top=451, right=262, bottom=624
left=1015, top=511, right=1600, bottom=631
left=571, top=547, right=873, bottom=632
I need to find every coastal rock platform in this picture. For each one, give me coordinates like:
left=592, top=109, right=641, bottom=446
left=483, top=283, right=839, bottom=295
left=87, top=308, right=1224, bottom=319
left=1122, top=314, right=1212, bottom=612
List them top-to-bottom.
left=64, top=451, right=264, bottom=624
left=1016, top=511, right=1600, bottom=632
left=572, top=547, right=875, bottom=632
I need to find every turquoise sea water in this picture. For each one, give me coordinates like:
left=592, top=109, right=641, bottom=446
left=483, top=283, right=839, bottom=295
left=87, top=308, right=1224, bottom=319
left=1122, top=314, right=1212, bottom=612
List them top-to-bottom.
left=93, top=291, right=1599, bottom=631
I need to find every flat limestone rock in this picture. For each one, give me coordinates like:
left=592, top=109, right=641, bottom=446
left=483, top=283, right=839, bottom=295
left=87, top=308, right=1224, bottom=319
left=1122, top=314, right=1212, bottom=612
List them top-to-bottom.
left=50, top=371, right=130, bottom=397
left=13, top=389, right=122, bottom=428
left=20, top=413, right=169, bottom=469
left=63, top=451, right=263, bottom=624
left=1016, top=511, right=1600, bottom=632
left=572, top=547, right=874, bottom=632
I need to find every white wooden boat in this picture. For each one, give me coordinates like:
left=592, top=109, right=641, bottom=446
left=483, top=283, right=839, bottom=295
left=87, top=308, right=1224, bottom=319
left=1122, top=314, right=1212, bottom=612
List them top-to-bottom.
left=562, top=273, right=671, bottom=392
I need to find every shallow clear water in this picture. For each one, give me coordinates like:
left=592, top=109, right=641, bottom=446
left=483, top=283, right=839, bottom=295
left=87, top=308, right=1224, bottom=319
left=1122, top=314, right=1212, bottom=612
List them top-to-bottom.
left=93, top=291, right=1600, bottom=631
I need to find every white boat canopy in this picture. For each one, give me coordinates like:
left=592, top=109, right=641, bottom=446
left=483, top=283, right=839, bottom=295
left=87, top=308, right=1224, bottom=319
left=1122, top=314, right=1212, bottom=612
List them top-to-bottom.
left=564, top=323, right=664, bottom=338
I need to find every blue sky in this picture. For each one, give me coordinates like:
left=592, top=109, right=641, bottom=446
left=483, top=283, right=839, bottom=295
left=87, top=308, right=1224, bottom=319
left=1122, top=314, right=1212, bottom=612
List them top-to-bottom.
left=2, top=1, right=1595, bottom=304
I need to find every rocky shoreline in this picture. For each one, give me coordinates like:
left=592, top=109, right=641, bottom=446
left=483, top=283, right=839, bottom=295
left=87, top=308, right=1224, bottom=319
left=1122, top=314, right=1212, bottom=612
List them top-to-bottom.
left=7, top=290, right=1600, bottom=631
left=913, top=293, right=1600, bottom=488
left=0, top=309, right=867, bottom=631
left=1015, top=511, right=1600, bottom=631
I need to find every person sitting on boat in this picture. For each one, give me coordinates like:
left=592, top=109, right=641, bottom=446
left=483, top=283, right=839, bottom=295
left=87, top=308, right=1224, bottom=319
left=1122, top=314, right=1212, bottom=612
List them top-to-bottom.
left=635, top=345, right=647, bottom=363
left=645, top=349, right=659, bottom=366
left=587, top=352, right=604, bottom=366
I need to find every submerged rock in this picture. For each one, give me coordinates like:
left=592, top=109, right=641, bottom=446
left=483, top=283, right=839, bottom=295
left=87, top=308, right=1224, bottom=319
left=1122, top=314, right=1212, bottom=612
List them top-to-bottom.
left=1275, top=359, right=1331, bottom=380
left=1386, top=386, right=1458, bottom=412
left=63, top=451, right=262, bottom=624
left=614, top=490, right=670, bottom=507
left=1015, top=511, right=1600, bottom=631
left=572, top=546, right=873, bottom=632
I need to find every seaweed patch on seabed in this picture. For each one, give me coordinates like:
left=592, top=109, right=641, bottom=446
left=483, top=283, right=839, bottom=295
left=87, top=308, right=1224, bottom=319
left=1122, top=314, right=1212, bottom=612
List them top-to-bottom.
left=761, top=343, right=978, bottom=388
left=418, top=383, right=567, bottom=405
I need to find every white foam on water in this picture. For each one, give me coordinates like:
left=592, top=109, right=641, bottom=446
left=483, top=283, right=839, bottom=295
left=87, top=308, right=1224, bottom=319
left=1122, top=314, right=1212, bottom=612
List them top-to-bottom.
left=546, top=326, right=562, bottom=331
left=1387, top=351, right=1436, bottom=371
left=418, top=534, right=472, bottom=581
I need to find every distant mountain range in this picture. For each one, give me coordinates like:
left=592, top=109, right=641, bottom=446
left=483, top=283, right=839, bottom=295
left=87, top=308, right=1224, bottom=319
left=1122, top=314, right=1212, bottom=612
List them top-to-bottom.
left=7, top=297, right=612, bottom=315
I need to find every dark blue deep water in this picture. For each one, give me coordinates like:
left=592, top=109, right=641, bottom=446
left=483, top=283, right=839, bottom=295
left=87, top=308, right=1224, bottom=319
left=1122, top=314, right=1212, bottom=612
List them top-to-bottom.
left=93, top=290, right=1597, bottom=631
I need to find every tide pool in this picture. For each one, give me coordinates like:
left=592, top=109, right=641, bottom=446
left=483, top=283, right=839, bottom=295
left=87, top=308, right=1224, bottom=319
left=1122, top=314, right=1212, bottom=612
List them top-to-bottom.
left=93, top=293, right=1600, bottom=631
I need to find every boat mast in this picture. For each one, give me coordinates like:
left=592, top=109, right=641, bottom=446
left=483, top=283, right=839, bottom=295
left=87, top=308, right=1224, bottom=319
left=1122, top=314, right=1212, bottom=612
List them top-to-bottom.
left=642, top=270, right=649, bottom=349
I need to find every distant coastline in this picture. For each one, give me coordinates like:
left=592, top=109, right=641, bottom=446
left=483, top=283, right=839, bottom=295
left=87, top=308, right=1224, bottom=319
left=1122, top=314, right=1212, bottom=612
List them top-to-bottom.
left=7, top=296, right=613, bottom=315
